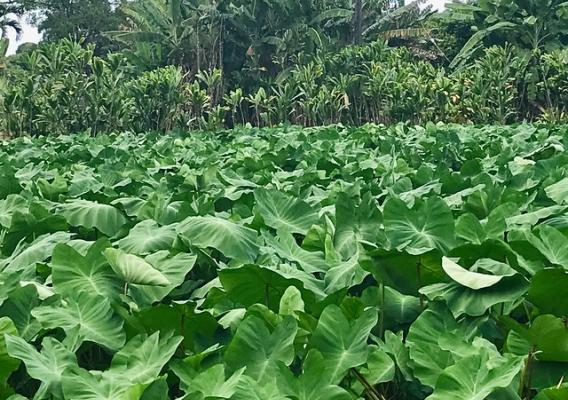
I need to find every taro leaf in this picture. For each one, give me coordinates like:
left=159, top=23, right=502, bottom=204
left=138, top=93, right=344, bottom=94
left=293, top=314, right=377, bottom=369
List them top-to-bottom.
left=68, top=170, right=104, bottom=197
left=36, top=174, right=68, bottom=200
left=545, top=178, right=568, bottom=205
left=254, top=188, right=319, bottom=235
left=334, top=192, right=381, bottom=259
left=0, top=195, right=27, bottom=228
left=384, top=196, right=455, bottom=255
left=59, top=199, right=127, bottom=237
left=1, top=203, right=68, bottom=256
left=484, top=203, right=520, bottom=239
left=506, top=206, right=566, bottom=228
left=456, top=213, right=485, bottom=245
left=177, top=216, right=259, bottom=263
left=117, top=220, right=178, bottom=256
left=527, top=225, right=568, bottom=268
left=262, top=230, right=328, bottom=274
left=0, top=231, right=71, bottom=273
left=51, top=240, right=121, bottom=299
left=104, top=247, right=170, bottom=286
left=129, top=251, right=196, bottom=305
left=324, top=253, right=368, bottom=294
left=441, top=257, right=505, bottom=290
left=219, top=263, right=323, bottom=309
left=528, top=269, right=568, bottom=317
left=0, top=272, right=19, bottom=306
left=420, top=275, right=528, bottom=317
left=0, top=285, right=42, bottom=340
left=279, top=286, right=305, bottom=316
left=361, top=286, right=421, bottom=327
left=32, top=292, right=125, bottom=351
left=131, top=303, right=217, bottom=354
left=406, top=303, right=479, bottom=388
left=309, top=305, right=377, bottom=383
left=224, top=315, right=297, bottom=384
left=529, top=315, right=568, bottom=362
left=0, top=318, right=19, bottom=387
left=381, top=331, right=413, bottom=381
left=108, top=332, right=183, bottom=385
left=5, top=336, right=77, bottom=399
left=360, top=345, right=395, bottom=385
left=276, top=349, right=352, bottom=400
left=425, top=350, right=524, bottom=400
left=176, top=364, right=245, bottom=399
left=61, top=369, right=145, bottom=400
left=232, top=375, right=288, bottom=400
left=141, top=379, right=169, bottom=400
left=535, top=386, right=568, bottom=400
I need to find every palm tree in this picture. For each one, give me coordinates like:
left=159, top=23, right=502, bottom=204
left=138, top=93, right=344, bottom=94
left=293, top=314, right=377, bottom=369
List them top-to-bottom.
left=0, top=1, right=23, bottom=39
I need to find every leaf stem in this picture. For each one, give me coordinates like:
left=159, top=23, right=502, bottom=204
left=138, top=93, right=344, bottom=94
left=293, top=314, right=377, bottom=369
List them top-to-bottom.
left=416, top=259, right=424, bottom=308
left=379, top=282, right=385, bottom=338
left=519, top=347, right=535, bottom=399
left=351, top=369, right=385, bottom=400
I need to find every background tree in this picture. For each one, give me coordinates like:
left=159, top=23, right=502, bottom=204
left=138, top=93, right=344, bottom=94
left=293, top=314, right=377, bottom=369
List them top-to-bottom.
left=19, top=0, right=123, bottom=53
left=448, top=0, right=568, bottom=68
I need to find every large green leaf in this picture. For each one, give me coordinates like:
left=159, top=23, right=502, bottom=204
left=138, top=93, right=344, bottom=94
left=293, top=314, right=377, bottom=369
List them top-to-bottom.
left=545, top=178, right=568, bottom=205
left=254, top=188, right=319, bottom=235
left=334, top=193, right=381, bottom=259
left=0, top=195, right=27, bottom=228
left=384, top=197, right=455, bottom=255
left=59, top=200, right=127, bottom=237
left=177, top=216, right=259, bottom=262
left=117, top=220, right=178, bottom=255
left=526, top=225, right=568, bottom=268
left=262, top=231, right=328, bottom=274
left=0, top=232, right=71, bottom=273
left=51, top=240, right=121, bottom=299
left=104, top=247, right=170, bottom=286
left=129, top=251, right=197, bottom=305
left=441, top=257, right=505, bottom=289
left=528, top=269, right=568, bottom=317
left=421, top=275, right=528, bottom=317
left=0, top=285, right=42, bottom=340
left=31, top=292, right=125, bottom=351
left=406, top=303, right=478, bottom=387
left=309, top=305, right=377, bottom=383
left=224, top=315, right=297, bottom=383
left=529, top=315, right=568, bottom=362
left=0, top=318, right=19, bottom=389
left=61, top=332, right=181, bottom=400
left=108, top=332, right=183, bottom=385
left=5, top=335, right=77, bottom=399
left=277, top=349, right=352, bottom=400
left=426, top=350, right=524, bottom=400
left=176, top=364, right=245, bottom=399
left=61, top=369, right=145, bottom=400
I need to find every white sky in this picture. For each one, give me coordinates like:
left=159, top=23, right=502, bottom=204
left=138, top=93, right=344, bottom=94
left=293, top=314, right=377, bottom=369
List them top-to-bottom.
left=6, top=0, right=448, bottom=55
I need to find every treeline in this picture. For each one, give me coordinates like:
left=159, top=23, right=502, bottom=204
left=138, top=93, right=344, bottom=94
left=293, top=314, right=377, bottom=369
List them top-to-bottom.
left=1, top=0, right=567, bottom=135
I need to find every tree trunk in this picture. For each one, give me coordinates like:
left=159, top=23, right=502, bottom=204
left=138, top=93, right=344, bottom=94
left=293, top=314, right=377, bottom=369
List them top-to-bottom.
left=353, top=0, right=363, bottom=44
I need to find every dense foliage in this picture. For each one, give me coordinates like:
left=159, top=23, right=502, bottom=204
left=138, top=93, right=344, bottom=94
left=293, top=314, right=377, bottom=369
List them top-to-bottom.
left=2, top=39, right=568, bottom=136
left=1, top=124, right=568, bottom=399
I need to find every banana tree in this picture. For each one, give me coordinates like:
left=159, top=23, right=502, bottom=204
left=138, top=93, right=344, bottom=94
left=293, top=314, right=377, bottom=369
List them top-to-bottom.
left=106, top=0, right=194, bottom=68
left=449, top=0, right=568, bottom=68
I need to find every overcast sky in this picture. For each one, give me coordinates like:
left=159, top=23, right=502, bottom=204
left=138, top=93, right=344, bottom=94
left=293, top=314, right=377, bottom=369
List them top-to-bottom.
left=6, top=0, right=448, bottom=55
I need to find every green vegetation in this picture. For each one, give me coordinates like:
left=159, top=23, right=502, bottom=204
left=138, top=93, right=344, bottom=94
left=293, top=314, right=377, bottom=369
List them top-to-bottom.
left=1, top=0, right=568, bottom=136
left=1, top=0, right=568, bottom=399
left=2, top=39, right=567, bottom=136
left=1, top=124, right=568, bottom=399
